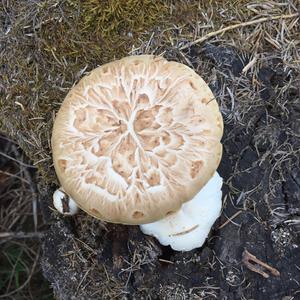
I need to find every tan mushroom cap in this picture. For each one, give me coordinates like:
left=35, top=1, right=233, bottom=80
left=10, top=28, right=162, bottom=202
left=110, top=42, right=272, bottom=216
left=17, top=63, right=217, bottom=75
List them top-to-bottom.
left=51, top=55, right=223, bottom=225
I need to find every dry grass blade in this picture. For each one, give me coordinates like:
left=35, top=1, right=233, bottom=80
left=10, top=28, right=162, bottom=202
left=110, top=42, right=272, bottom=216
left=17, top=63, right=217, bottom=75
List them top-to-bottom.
left=180, top=12, right=299, bottom=50
left=0, top=135, right=50, bottom=298
left=0, top=151, right=37, bottom=169
left=0, top=170, right=30, bottom=184
left=218, top=210, right=243, bottom=229
left=0, top=231, right=44, bottom=239
left=0, top=249, right=40, bottom=299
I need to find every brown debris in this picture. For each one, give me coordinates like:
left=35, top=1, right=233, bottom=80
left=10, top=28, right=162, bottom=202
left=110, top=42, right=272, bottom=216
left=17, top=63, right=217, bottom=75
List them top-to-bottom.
left=218, top=210, right=243, bottom=229
left=169, top=224, right=199, bottom=237
left=242, top=250, right=280, bottom=278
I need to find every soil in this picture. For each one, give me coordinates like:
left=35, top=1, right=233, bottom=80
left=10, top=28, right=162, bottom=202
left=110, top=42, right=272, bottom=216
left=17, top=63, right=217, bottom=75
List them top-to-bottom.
left=40, top=45, right=300, bottom=300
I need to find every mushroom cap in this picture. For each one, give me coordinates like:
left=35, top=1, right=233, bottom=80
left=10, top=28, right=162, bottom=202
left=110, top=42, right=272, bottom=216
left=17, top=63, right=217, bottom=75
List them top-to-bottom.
left=51, top=55, right=223, bottom=225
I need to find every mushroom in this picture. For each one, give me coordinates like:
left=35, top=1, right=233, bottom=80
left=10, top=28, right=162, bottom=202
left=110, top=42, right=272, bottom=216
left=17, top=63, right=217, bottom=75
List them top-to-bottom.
left=51, top=55, right=223, bottom=251
left=53, top=188, right=78, bottom=216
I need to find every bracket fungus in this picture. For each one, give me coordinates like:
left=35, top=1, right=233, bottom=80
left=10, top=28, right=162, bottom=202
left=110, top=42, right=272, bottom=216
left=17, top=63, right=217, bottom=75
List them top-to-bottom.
left=51, top=55, right=223, bottom=251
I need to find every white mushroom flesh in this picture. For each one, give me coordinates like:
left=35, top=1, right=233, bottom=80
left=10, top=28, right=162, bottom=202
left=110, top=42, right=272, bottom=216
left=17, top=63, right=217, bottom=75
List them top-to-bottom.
left=140, top=172, right=223, bottom=251
left=53, top=188, right=79, bottom=216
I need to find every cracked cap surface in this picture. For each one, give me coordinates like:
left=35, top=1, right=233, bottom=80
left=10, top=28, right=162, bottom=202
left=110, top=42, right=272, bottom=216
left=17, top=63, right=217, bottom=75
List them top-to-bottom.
left=51, top=55, right=223, bottom=224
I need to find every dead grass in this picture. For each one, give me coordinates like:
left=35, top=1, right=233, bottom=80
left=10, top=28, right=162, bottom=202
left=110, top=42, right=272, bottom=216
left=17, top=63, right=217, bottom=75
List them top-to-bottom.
left=0, top=134, right=51, bottom=299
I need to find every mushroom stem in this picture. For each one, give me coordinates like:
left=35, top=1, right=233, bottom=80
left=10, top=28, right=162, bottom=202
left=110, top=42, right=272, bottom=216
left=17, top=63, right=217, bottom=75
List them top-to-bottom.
left=140, top=172, right=223, bottom=251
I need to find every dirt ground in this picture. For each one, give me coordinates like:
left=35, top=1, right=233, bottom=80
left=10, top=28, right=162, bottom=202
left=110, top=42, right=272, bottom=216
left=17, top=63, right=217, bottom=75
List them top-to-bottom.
left=1, top=1, right=300, bottom=299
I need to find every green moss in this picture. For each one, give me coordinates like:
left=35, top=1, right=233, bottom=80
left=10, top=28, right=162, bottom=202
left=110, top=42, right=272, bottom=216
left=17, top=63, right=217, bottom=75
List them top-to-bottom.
left=39, top=0, right=168, bottom=63
left=79, top=0, right=166, bottom=35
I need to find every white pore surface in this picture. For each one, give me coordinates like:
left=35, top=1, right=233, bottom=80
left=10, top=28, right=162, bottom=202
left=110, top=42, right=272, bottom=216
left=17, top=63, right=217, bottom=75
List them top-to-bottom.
left=140, top=172, right=223, bottom=251
left=53, top=188, right=79, bottom=216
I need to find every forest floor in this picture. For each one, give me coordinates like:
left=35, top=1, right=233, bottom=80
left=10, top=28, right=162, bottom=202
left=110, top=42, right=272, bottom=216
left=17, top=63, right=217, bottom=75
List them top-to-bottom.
left=1, top=1, right=300, bottom=299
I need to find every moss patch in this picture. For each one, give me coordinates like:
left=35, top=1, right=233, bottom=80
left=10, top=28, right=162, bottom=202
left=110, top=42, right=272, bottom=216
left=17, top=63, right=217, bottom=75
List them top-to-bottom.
left=40, top=0, right=168, bottom=62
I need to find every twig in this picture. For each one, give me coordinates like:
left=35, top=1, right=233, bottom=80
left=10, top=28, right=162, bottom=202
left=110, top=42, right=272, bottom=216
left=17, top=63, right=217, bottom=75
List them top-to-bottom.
left=180, top=13, right=299, bottom=50
left=242, top=55, right=258, bottom=74
left=0, top=134, right=18, bottom=144
left=11, top=145, right=39, bottom=232
left=0, top=151, right=37, bottom=169
left=0, top=170, right=30, bottom=184
left=218, top=210, right=243, bottom=229
left=169, top=224, right=199, bottom=236
left=0, top=231, right=44, bottom=239
left=242, top=250, right=280, bottom=278
left=158, top=258, right=174, bottom=264
left=75, top=267, right=93, bottom=295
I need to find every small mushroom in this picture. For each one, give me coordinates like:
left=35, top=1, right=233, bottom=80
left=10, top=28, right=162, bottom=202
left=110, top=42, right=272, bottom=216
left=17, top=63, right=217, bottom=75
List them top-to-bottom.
left=51, top=55, right=223, bottom=251
left=53, top=188, right=78, bottom=216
